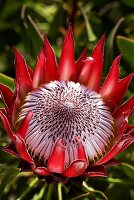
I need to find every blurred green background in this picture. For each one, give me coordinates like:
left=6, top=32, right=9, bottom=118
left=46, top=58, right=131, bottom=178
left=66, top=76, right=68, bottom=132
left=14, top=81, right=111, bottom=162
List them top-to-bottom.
left=0, top=0, right=134, bottom=199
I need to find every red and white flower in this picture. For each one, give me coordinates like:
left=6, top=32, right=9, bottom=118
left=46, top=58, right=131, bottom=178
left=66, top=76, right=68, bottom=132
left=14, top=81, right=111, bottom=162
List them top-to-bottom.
left=0, top=26, right=134, bottom=183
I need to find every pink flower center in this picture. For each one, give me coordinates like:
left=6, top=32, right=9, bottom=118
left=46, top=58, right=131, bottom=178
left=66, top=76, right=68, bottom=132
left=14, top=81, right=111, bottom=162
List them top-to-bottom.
left=18, top=81, right=114, bottom=166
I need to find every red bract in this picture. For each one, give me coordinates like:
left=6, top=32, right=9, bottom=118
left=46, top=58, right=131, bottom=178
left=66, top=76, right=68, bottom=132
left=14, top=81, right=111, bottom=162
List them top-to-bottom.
left=0, top=26, right=134, bottom=184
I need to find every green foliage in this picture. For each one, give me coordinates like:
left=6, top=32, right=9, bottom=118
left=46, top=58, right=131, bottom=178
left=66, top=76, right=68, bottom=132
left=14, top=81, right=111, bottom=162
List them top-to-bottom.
left=0, top=0, right=134, bottom=200
left=117, top=36, right=134, bottom=68
left=0, top=73, right=14, bottom=90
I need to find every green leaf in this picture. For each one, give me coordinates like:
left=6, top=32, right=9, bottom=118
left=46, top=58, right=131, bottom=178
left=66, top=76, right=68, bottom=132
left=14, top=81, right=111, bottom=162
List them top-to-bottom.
left=0, top=0, right=22, bottom=20
left=121, top=0, right=134, bottom=8
left=26, top=2, right=57, bottom=23
left=79, top=3, right=97, bottom=42
left=21, top=16, right=43, bottom=59
left=105, top=18, right=124, bottom=68
left=116, top=35, right=134, bottom=68
left=0, top=73, right=14, bottom=90
left=121, top=163, right=134, bottom=181
left=0, top=167, right=19, bottom=195
left=107, top=185, right=131, bottom=200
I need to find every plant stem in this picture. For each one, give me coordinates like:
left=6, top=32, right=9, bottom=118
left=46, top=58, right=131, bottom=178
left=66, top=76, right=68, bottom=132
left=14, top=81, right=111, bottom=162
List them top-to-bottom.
left=78, top=3, right=96, bottom=42
left=27, top=15, right=44, bottom=41
left=121, top=162, right=134, bottom=170
left=16, top=177, right=38, bottom=200
left=107, top=177, right=134, bottom=186
left=83, top=181, right=108, bottom=200
left=36, top=183, right=47, bottom=200
left=46, top=183, right=54, bottom=200
left=58, top=183, right=63, bottom=200
left=69, top=192, right=91, bottom=200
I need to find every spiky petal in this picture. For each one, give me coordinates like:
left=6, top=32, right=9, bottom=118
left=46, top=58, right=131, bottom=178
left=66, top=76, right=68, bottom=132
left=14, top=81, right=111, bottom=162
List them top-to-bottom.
left=58, top=25, right=75, bottom=81
left=87, top=34, right=105, bottom=91
left=43, top=36, right=57, bottom=81
left=14, top=48, right=32, bottom=100
left=75, top=48, right=87, bottom=77
left=33, top=49, right=46, bottom=88
left=99, top=55, right=121, bottom=101
left=77, top=57, right=95, bottom=85
left=114, top=73, right=134, bottom=105
left=0, top=84, right=13, bottom=113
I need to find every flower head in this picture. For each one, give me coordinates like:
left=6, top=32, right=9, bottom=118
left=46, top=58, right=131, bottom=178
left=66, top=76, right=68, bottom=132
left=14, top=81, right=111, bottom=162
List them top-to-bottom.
left=0, top=26, right=134, bottom=183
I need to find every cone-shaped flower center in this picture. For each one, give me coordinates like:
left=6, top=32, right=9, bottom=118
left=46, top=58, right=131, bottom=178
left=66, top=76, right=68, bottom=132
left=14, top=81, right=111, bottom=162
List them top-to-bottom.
left=19, top=81, right=114, bottom=165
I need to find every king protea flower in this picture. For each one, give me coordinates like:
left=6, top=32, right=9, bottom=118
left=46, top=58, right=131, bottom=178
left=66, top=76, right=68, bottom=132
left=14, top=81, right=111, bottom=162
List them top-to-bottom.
left=0, top=26, right=134, bottom=183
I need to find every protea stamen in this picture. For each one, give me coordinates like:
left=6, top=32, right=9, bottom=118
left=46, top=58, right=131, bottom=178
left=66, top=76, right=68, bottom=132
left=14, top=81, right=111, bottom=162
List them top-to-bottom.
left=18, top=81, right=114, bottom=166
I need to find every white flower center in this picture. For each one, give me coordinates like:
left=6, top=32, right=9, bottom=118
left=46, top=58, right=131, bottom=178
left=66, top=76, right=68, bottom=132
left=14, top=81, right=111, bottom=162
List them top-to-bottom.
left=18, top=81, right=114, bottom=166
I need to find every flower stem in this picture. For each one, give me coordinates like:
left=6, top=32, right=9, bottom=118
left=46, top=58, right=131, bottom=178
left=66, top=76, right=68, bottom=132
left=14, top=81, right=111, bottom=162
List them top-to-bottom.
left=78, top=3, right=96, bottom=42
left=27, top=15, right=44, bottom=41
left=121, top=162, right=134, bottom=170
left=16, top=177, right=38, bottom=200
left=106, top=177, right=134, bottom=186
left=82, top=181, right=108, bottom=200
left=36, top=183, right=47, bottom=200
left=46, top=183, right=54, bottom=200
left=58, top=183, right=63, bottom=200
left=69, top=192, right=91, bottom=200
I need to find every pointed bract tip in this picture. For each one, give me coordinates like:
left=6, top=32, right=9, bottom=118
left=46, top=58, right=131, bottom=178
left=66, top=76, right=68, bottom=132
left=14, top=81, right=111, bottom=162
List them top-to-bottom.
left=69, top=22, right=72, bottom=27
left=67, top=24, right=73, bottom=38
left=94, top=32, right=106, bottom=50
left=99, top=32, right=106, bottom=43
left=44, top=33, right=47, bottom=39
left=92, top=33, right=106, bottom=55
left=43, top=34, right=51, bottom=48
left=44, top=34, right=48, bottom=43
left=43, top=35, right=53, bottom=56
left=13, top=46, right=17, bottom=52
left=13, top=47, right=25, bottom=63
left=13, top=47, right=19, bottom=57
left=13, top=47, right=22, bottom=57
left=83, top=47, right=88, bottom=53
left=38, top=48, right=46, bottom=59
left=76, top=48, right=88, bottom=63
left=81, top=48, right=88, bottom=59
left=114, top=54, right=122, bottom=65
left=130, top=72, right=134, bottom=80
